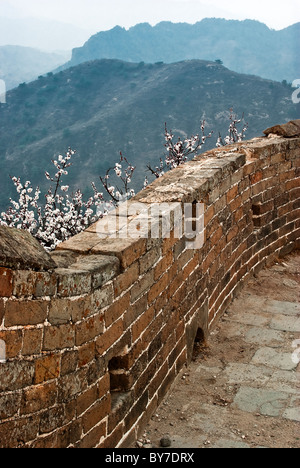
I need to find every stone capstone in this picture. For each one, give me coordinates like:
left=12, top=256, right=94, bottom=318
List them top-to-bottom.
left=264, top=119, right=300, bottom=138
left=0, top=225, right=56, bottom=271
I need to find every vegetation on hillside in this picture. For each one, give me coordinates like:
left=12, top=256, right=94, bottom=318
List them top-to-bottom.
left=0, top=59, right=298, bottom=212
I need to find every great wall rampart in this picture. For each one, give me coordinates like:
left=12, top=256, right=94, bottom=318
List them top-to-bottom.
left=0, top=120, right=299, bottom=448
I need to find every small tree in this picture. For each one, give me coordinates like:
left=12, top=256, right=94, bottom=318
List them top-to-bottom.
left=216, top=110, right=248, bottom=147
left=147, top=121, right=213, bottom=179
left=0, top=149, right=105, bottom=251
left=99, top=153, right=136, bottom=204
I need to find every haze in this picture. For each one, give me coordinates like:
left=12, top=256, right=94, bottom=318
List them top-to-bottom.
left=1, top=0, right=300, bottom=49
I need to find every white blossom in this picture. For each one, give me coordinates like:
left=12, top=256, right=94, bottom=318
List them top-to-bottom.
left=0, top=149, right=104, bottom=251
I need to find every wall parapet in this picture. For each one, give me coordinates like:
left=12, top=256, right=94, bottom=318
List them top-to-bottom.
left=0, top=121, right=299, bottom=448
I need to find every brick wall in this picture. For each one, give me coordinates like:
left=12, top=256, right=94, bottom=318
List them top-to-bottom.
left=0, top=125, right=299, bottom=448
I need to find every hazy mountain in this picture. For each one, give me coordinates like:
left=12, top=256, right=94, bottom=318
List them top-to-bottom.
left=0, top=16, right=91, bottom=51
left=64, top=19, right=300, bottom=83
left=0, top=45, right=70, bottom=90
left=0, top=59, right=298, bottom=212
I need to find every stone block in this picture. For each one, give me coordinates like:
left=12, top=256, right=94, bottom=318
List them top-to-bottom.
left=264, top=119, right=300, bottom=138
left=0, top=225, right=55, bottom=271
left=92, top=238, right=147, bottom=270
left=67, top=255, right=120, bottom=289
left=0, top=267, right=13, bottom=297
left=56, top=269, right=92, bottom=297
left=4, top=299, right=48, bottom=327
left=43, top=323, right=75, bottom=351
left=34, top=354, right=61, bottom=384
left=233, top=386, right=290, bottom=417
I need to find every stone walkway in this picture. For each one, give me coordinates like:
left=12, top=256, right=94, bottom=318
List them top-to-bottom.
left=138, top=252, right=300, bottom=449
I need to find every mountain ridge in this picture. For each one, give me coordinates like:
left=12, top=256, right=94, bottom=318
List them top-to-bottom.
left=61, top=19, right=300, bottom=83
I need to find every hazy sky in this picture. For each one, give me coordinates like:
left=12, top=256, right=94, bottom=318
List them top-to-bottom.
left=1, top=0, right=300, bottom=32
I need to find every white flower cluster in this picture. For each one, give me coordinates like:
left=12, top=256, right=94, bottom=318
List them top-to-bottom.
left=216, top=110, right=248, bottom=147
left=146, top=121, right=213, bottom=180
left=0, top=149, right=106, bottom=251
left=99, top=153, right=136, bottom=204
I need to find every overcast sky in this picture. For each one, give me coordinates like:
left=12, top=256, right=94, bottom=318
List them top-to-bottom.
left=1, top=0, right=300, bottom=32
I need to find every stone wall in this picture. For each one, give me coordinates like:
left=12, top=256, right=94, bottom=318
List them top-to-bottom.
left=0, top=122, right=299, bottom=448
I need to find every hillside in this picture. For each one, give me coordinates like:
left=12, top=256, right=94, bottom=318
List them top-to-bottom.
left=65, top=19, right=300, bottom=83
left=0, top=46, right=70, bottom=90
left=0, top=59, right=298, bottom=211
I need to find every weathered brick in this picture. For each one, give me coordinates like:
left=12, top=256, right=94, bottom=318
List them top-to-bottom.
left=0, top=133, right=299, bottom=450
left=250, top=170, right=263, bottom=185
left=286, top=178, right=300, bottom=191
left=226, top=184, right=239, bottom=203
left=210, top=225, right=223, bottom=245
left=226, top=225, right=239, bottom=242
left=162, top=230, right=178, bottom=255
left=139, top=247, right=161, bottom=275
left=154, top=250, right=173, bottom=281
left=113, top=262, right=139, bottom=296
left=0, top=268, right=13, bottom=297
left=56, top=269, right=92, bottom=297
left=148, top=269, right=170, bottom=304
left=131, top=270, right=154, bottom=303
left=13, top=271, right=57, bottom=298
left=93, top=283, right=115, bottom=314
left=105, top=292, right=130, bottom=328
left=123, top=295, right=148, bottom=329
left=49, top=298, right=72, bottom=325
left=0, top=299, right=4, bottom=324
left=5, top=299, right=48, bottom=327
left=132, top=306, right=155, bottom=343
left=75, top=314, right=104, bottom=347
left=96, top=319, right=123, bottom=355
left=43, top=323, right=75, bottom=351
left=22, top=328, right=43, bottom=356
left=0, top=330, right=22, bottom=358
left=78, top=342, right=96, bottom=367
left=61, top=350, right=78, bottom=376
left=35, top=354, right=60, bottom=384
left=0, top=361, right=35, bottom=392
left=58, top=368, right=87, bottom=402
left=98, top=373, right=110, bottom=399
left=21, top=381, right=57, bottom=415
left=76, top=384, right=98, bottom=417
left=124, top=390, right=148, bottom=434
left=0, top=393, right=21, bottom=420
left=82, top=394, right=111, bottom=434
left=0, top=416, right=39, bottom=448
left=79, top=421, right=107, bottom=449
left=99, top=422, right=123, bottom=449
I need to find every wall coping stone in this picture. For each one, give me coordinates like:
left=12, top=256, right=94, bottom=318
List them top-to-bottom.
left=264, top=119, right=300, bottom=138
left=0, top=225, right=56, bottom=271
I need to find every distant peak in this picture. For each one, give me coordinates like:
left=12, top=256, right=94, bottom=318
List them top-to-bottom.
left=129, top=22, right=152, bottom=30
left=111, top=25, right=126, bottom=32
